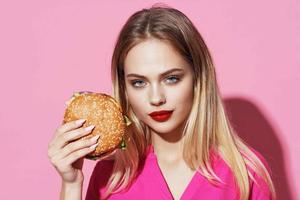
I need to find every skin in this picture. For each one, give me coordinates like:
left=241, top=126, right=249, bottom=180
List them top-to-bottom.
left=47, top=38, right=196, bottom=200
left=124, top=38, right=195, bottom=200
left=124, top=38, right=194, bottom=158
left=48, top=119, right=99, bottom=200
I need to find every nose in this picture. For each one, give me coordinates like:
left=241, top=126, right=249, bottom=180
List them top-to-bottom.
left=149, top=84, right=166, bottom=106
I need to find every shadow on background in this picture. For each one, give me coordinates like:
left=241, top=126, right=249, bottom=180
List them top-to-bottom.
left=224, top=97, right=294, bottom=200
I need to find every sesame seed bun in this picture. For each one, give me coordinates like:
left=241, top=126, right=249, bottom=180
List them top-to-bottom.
left=62, top=91, right=131, bottom=160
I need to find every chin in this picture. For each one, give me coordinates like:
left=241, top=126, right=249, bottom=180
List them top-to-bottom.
left=146, top=118, right=184, bottom=135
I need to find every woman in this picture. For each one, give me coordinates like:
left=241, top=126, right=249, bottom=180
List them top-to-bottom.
left=48, top=5, right=276, bottom=200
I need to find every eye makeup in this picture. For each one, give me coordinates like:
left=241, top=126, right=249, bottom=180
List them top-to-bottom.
left=129, top=74, right=183, bottom=88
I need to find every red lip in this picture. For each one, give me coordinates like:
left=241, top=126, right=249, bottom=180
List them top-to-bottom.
left=149, top=110, right=173, bottom=122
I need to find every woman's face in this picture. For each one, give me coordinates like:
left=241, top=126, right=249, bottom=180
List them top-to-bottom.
left=124, top=39, right=194, bottom=137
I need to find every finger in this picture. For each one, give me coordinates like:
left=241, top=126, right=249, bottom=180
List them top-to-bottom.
left=50, top=119, right=86, bottom=148
left=55, top=119, right=86, bottom=138
left=49, top=125, right=96, bottom=157
left=56, top=125, right=95, bottom=148
left=64, top=125, right=96, bottom=142
left=54, top=135, right=100, bottom=161
left=63, top=144, right=98, bottom=166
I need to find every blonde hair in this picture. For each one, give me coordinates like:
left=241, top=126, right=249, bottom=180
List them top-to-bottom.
left=102, top=4, right=276, bottom=200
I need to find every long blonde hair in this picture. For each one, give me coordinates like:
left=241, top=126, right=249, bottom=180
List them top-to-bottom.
left=103, top=4, right=276, bottom=200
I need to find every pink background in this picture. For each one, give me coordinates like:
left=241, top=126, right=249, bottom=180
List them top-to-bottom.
left=0, top=1, right=299, bottom=199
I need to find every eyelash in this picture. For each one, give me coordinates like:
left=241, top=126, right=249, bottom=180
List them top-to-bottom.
left=130, top=75, right=181, bottom=88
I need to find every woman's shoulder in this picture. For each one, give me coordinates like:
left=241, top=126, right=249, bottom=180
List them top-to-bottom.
left=211, top=147, right=271, bottom=176
left=249, top=147, right=271, bottom=172
left=210, top=148, right=274, bottom=198
left=246, top=148, right=274, bottom=199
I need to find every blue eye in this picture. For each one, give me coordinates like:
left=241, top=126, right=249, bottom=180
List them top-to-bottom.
left=130, top=75, right=180, bottom=88
left=165, top=76, right=180, bottom=84
left=131, top=80, right=146, bottom=87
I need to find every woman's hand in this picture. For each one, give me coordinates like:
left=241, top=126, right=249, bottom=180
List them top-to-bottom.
left=48, top=119, right=99, bottom=184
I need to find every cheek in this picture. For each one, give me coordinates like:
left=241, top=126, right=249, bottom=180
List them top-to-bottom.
left=170, top=79, right=194, bottom=105
left=126, top=88, right=147, bottom=115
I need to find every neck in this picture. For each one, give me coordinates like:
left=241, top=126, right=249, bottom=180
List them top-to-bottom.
left=150, top=127, right=186, bottom=163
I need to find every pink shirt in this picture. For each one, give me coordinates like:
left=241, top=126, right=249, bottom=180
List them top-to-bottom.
left=86, top=145, right=272, bottom=200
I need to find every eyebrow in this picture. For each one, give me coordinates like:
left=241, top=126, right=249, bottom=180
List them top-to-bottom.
left=126, top=68, right=184, bottom=79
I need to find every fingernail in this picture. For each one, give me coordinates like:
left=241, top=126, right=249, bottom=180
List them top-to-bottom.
left=76, top=119, right=86, bottom=125
left=85, top=125, right=95, bottom=131
left=90, top=135, right=100, bottom=142
left=90, top=143, right=98, bottom=149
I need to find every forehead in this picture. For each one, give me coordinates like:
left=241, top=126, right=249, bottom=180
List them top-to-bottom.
left=124, top=39, right=190, bottom=76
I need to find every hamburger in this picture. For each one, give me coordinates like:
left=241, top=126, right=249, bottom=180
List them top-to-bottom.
left=63, top=91, right=131, bottom=160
